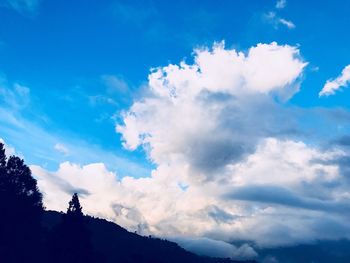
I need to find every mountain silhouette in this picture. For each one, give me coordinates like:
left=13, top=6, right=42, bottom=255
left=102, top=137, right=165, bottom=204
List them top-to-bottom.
left=43, top=210, right=255, bottom=263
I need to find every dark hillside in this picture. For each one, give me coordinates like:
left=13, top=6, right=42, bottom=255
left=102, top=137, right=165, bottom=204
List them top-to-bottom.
left=43, top=211, right=255, bottom=263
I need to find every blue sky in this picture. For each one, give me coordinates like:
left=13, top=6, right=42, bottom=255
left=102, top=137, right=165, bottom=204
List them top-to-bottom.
left=0, top=0, right=350, bottom=176
left=1, top=0, right=350, bottom=175
left=3, top=1, right=350, bottom=259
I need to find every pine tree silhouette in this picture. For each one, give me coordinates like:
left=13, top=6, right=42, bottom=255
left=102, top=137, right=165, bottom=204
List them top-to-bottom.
left=0, top=142, right=44, bottom=262
left=48, top=193, right=97, bottom=263
left=67, top=193, right=83, bottom=217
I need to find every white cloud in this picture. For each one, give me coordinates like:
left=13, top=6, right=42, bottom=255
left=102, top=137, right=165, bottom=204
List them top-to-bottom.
left=275, top=0, right=287, bottom=9
left=264, top=12, right=296, bottom=30
left=278, top=18, right=295, bottom=29
left=117, top=42, right=306, bottom=162
left=155, top=42, right=304, bottom=96
left=319, top=65, right=350, bottom=96
left=226, top=138, right=340, bottom=186
left=54, top=143, right=69, bottom=156
left=32, top=162, right=121, bottom=218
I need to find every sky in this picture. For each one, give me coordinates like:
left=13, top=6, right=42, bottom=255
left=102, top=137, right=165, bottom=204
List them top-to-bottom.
left=2, top=0, right=350, bottom=260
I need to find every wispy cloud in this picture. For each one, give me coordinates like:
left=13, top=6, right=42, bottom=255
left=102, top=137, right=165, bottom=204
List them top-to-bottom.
left=2, top=0, right=41, bottom=15
left=264, top=0, right=295, bottom=30
left=275, top=0, right=287, bottom=9
left=112, top=1, right=157, bottom=26
left=264, top=11, right=296, bottom=30
left=279, top=18, right=295, bottom=29
left=319, top=65, right=350, bottom=96
left=86, top=75, right=131, bottom=108
left=102, top=75, right=129, bottom=94
left=0, top=76, right=150, bottom=178
left=0, top=80, right=31, bottom=110
left=0, top=110, right=150, bottom=177
left=54, top=143, right=69, bottom=156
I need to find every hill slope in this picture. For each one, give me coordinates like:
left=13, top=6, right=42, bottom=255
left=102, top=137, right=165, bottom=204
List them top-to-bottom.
left=43, top=211, right=254, bottom=263
left=257, top=239, right=350, bottom=263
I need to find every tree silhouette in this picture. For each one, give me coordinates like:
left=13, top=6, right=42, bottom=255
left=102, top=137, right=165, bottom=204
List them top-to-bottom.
left=0, top=142, right=44, bottom=262
left=48, top=193, right=97, bottom=263
left=67, top=193, right=83, bottom=217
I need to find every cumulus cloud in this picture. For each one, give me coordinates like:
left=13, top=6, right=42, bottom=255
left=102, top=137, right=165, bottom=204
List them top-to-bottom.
left=30, top=42, right=350, bottom=258
left=117, top=42, right=306, bottom=175
left=150, top=42, right=304, bottom=97
left=319, top=65, right=350, bottom=96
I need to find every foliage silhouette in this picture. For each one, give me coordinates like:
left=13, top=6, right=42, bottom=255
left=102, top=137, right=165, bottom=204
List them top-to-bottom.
left=0, top=143, right=44, bottom=262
